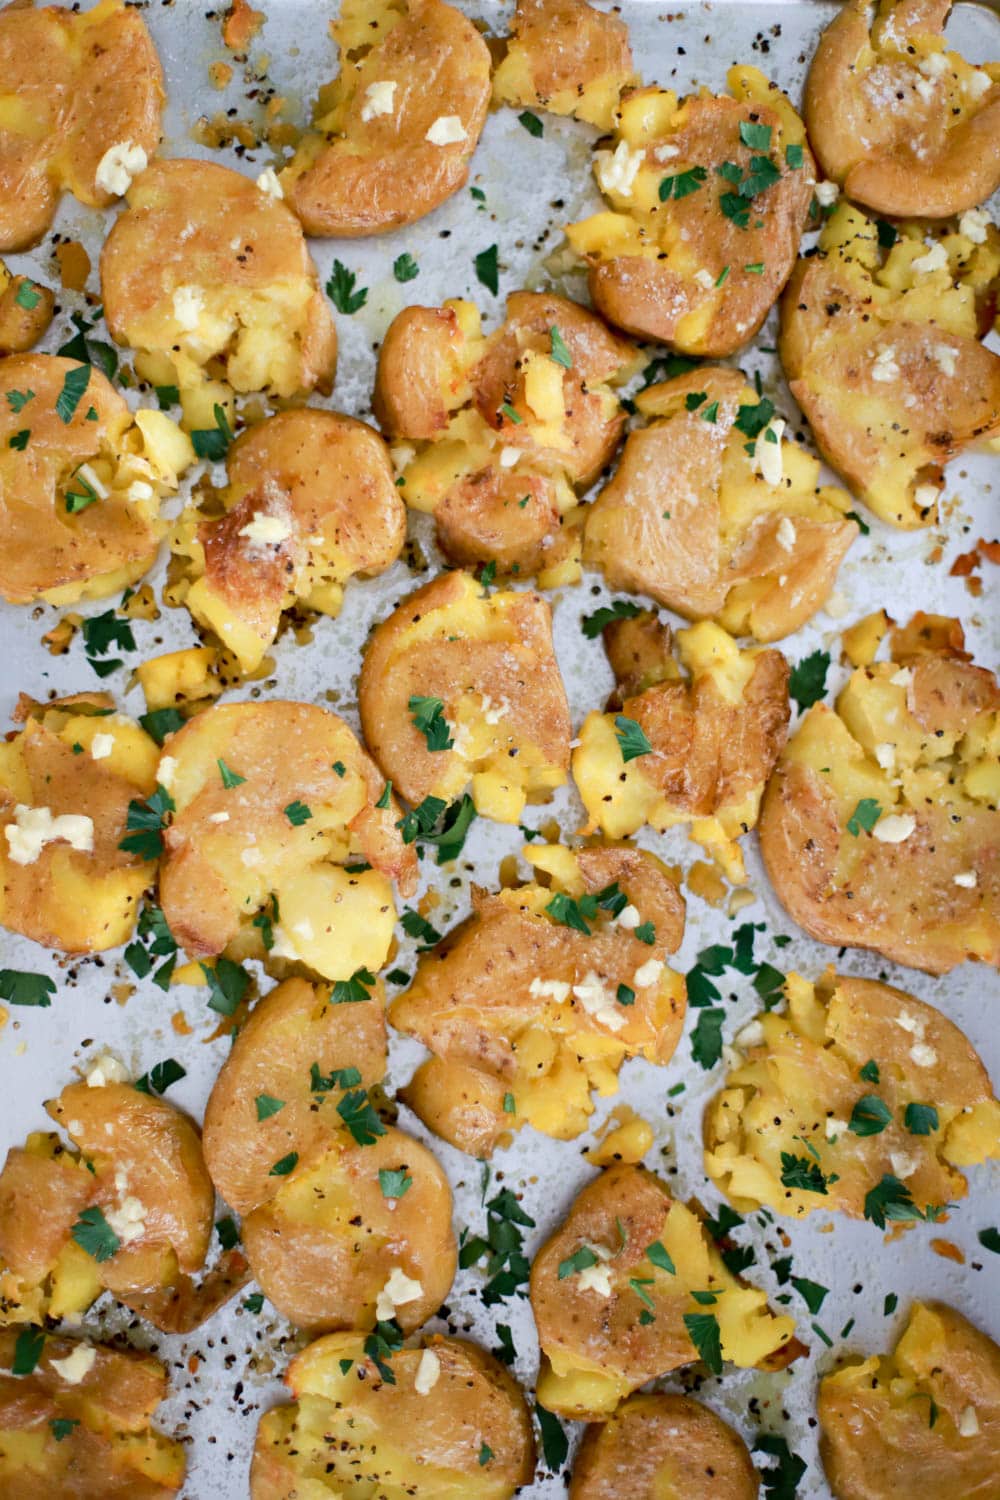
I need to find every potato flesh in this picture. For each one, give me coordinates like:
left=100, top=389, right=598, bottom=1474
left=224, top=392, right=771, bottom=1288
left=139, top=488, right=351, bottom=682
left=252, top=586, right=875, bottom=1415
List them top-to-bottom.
left=492, top=0, right=637, bottom=130
left=704, top=971, right=1000, bottom=1220
left=569, top=1392, right=760, bottom=1500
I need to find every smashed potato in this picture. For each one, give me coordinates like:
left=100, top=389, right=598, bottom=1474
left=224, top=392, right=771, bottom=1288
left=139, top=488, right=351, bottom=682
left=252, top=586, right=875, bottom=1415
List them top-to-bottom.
left=0, top=0, right=163, bottom=253
left=280, top=0, right=491, bottom=236
left=492, top=0, right=637, bottom=130
left=805, top=0, right=1000, bottom=218
left=566, top=66, right=814, bottom=354
left=100, top=159, right=337, bottom=431
left=780, top=202, right=1000, bottom=527
left=0, top=265, right=54, bottom=354
left=375, top=292, right=638, bottom=582
left=0, top=354, right=193, bottom=606
left=584, top=367, right=857, bottom=640
left=169, top=409, right=405, bottom=673
left=358, top=570, right=571, bottom=824
left=573, top=613, right=789, bottom=881
left=759, top=613, right=1000, bottom=973
left=0, top=694, right=159, bottom=954
left=159, top=701, right=417, bottom=969
left=393, top=843, right=686, bottom=1157
left=704, top=969, right=1000, bottom=1223
left=530, top=1162, right=797, bottom=1420
left=819, top=1302, right=1000, bottom=1499
left=0, top=1333, right=185, bottom=1497
left=251, top=1334, right=535, bottom=1499
left=570, top=1393, right=760, bottom=1500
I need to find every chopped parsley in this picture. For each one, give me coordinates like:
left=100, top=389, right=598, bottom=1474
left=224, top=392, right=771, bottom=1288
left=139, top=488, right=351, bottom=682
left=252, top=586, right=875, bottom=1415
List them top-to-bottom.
left=518, top=110, right=543, bottom=137
left=739, top=120, right=772, bottom=151
left=785, top=142, right=804, bottom=169
left=659, top=165, right=707, bottom=200
left=474, top=243, right=499, bottom=295
left=393, top=252, right=419, bottom=283
left=326, top=260, right=367, bottom=314
left=14, top=279, right=41, bottom=310
left=549, top=324, right=572, bottom=369
left=190, top=403, right=233, bottom=461
left=8, top=428, right=30, bottom=451
left=581, top=598, right=642, bottom=638
left=788, top=649, right=830, bottom=712
left=409, top=694, right=453, bottom=751
left=138, top=707, right=184, bottom=745
left=614, top=713, right=652, bottom=762
left=217, top=757, right=245, bottom=789
left=118, top=784, right=174, bottom=860
left=396, top=793, right=477, bottom=863
left=846, top=798, right=882, bottom=836
left=283, top=799, right=312, bottom=826
left=401, top=908, right=442, bottom=946
left=200, top=956, right=250, bottom=1016
left=331, top=967, right=376, bottom=1005
left=0, top=968, right=55, bottom=1007
left=691, top=1007, right=726, bottom=1069
left=134, top=1058, right=186, bottom=1096
left=859, top=1059, right=880, bottom=1084
left=310, top=1062, right=362, bottom=1095
left=337, top=1088, right=386, bottom=1146
left=255, top=1093, right=285, bottom=1121
left=848, top=1094, right=892, bottom=1137
left=903, top=1103, right=938, bottom=1136
left=269, top=1152, right=298, bottom=1176
left=779, top=1152, right=832, bottom=1195
left=378, top=1168, right=413, bottom=1199
left=863, top=1173, right=944, bottom=1229
left=71, top=1205, right=121, bottom=1262
left=216, top=1215, right=239, bottom=1250
left=646, top=1239, right=676, bottom=1273
left=558, top=1246, right=598, bottom=1279
left=790, top=1275, right=828, bottom=1314
left=683, top=1310, right=722, bottom=1374
left=12, top=1327, right=45, bottom=1375
left=535, top=1404, right=569, bottom=1471
left=50, top=1417, right=80, bottom=1442
left=754, top=1433, right=806, bottom=1499
left=479, top=1442, right=494, bottom=1466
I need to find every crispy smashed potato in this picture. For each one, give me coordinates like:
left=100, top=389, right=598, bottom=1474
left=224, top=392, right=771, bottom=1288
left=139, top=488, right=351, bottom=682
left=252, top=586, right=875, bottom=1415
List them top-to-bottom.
left=0, top=0, right=163, bottom=253
left=280, top=0, right=491, bottom=236
left=492, top=0, right=637, bottom=130
left=805, top=0, right=1000, bottom=218
left=566, top=66, right=813, bottom=354
left=100, top=159, right=337, bottom=431
left=780, top=202, right=1000, bottom=527
left=0, top=266, right=54, bottom=354
left=375, top=291, right=637, bottom=582
left=0, top=354, right=193, bottom=606
left=584, top=367, right=857, bottom=640
left=169, top=410, right=405, bottom=673
left=358, top=570, right=571, bottom=824
left=759, top=613, right=1000, bottom=973
left=573, top=614, right=789, bottom=881
left=0, top=694, right=159, bottom=954
left=159, top=700, right=417, bottom=970
left=393, top=844, right=686, bottom=1157
left=704, top=969, right=1000, bottom=1222
left=530, top=1162, right=797, bottom=1420
left=819, top=1302, right=1000, bottom=1499
left=0, top=1333, right=184, bottom=1497
left=251, top=1333, right=535, bottom=1499
left=570, top=1393, right=760, bottom=1500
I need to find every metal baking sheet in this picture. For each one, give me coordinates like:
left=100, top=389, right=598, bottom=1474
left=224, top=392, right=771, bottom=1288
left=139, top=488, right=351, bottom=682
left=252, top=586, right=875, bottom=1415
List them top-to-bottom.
left=1, top=1, right=999, bottom=1495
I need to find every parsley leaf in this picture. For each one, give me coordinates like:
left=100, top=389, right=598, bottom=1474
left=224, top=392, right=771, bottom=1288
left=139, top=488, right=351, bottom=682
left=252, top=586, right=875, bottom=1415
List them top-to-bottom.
left=518, top=109, right=543, bottom=137
left=739, top=120, right=772, bottom=151
left=785, top=142, right=805, bottom=169
left=659, top=165, right=707, bottom=200
left=475, top=244, right=499, bottom=295
left=393, top=252, right=419, bottom=282
left=326, top=260, right=367, bottom=314
left=14, top=279, right=41, bottom=310
left=155, top=384, right=180, bottom=409
left=6, top=388, right=34, bottom=414
left=190, top=403, right=233, bottom=462
left=8, top=428, right=30, bottom=451
left=582, top=598, right=642, bottom=638
left=81, top=610, right=135, bottom=659
left=789, top=650, right=830, bottom=712
left=409, top=694, right=453, bottom=751
left=138, top=707, right=184, bottom=745
left=614, top=714, right=652, bottom=762
left=217, top=758, right=245, bottom=789
left=118, top=784, right=174, bottom=859
left=397, top=792, right=477, bottom=862
left=846, top=798, right=882, bottom=836
left=284, top=799, right=312, bottom=826
left=545, top=891, right=593, bottom=934
left=401, top=908, right=442, bottom=946
left=200, top=957, right=250, bottom=1016
left=331, top=966, right=376, bottom=1004
left=0, top=968, right=55, bottom=1007
left=691, top=1007, right=726, bottom=1069
left=134, top=1058, right=186, bottom=1096
left=859, top=1059, right=880, bottom=1084
left=310, top=1061, right=362, bottom=1094
left=337, top=1088, right=387, bottom=1146
left=255, top=1093, right=285, bottom=1121
left=849, top=1094, right=892, bottom=1137
left=904, top=1103, right=938, bottom=1135
left=269, top=1152, right=298, bottom=1176
left=780, top=1152, right=831, bottom=1195
left=379, top=1167, right=413, bottom=1199
left=863, top=1173, right=940, bottom=1228
left=71, top=1205, right=121, bottom=1262
left=216, top=1215, right=239, bottom=1250
left=977, top=1227, right=1000, bottom=1254
left=646, top=1239, right=676, bottom=1274
left=558, top=1246, right=597, bottom=1279
left=790, top=1275, right=828, bottom=1314
left=683, top=1310, right=723, bottom=1374
left=365, top=1318, right=404, bottom=1382
left=12, top=1327, right=45, bottom=1375
left=535, top=1404, right=569, bottom=1471
left=50, top=1417, right=80, bottom=1442
left=754, top=1433, right=807, bottom=1500
left=479, top=1442, right=493, bottom=1466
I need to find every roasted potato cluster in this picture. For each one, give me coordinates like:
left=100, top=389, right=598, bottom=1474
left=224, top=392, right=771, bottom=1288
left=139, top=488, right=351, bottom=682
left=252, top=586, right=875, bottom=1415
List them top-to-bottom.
left=0, top=0, right=163, bottom=253
left=280, top=0, right=491, bottom=236
left=492, top=0, right=637, bottom=130
left=805, top=0, right=1000, bottom=218
left=566, top=66, right=814, bottom=353
left=100, top=159, right=337, bottom=431
left=780, top=202, right=1000, bottom=527
left=375, top=291, right=638, bottom=582
left=0, top=354, right=193, bottom=606
left=584, top=367, right=857, bottom=640
left=168, top=409, right=406, bottom=673
left=358, top=570, right=571, bottom=823
left=573, top=613, right=789, bottom=880
left=759, top=614, right=1000, bottom=973
left=0, top=694, right=160, bottom=954
left=158, top=700, right=416, bottom=972
left=392, top=843, right=686, bottom=1156
left=704, top=969, right=1000, bottom=1222
left=531, top=1162, right=797, bottom=1419
left=819, top=1302, right=1000, bottom=1500
left=0, top=1333, right=185, bottom=1497
left=251, top=1334, right=535, bottom=1499
left=570, top=1393, right=760, bottom=1500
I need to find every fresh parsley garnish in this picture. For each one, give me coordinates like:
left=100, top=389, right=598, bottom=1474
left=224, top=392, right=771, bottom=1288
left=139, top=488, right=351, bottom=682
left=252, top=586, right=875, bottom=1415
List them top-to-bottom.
left=518, top=109, right=543, bottom=137
left=659, top=166, right=707, bottom=200
left=474, top=243, right=499, bottom=295
left=393, top=252, right=419, bottom=283
left=326, top=260, right=367, bottom=314
left=14, top=279, right=41, bottom=310
left=549, top=325, right=572, bottom=368
left=6, top=388, right=34, bottom=414
left=190, top=403, right=233, bottom=461
left=8, top=428, right=30, bottom=451
left=582, top=598, right=642, bottom=638
left=788, top=650, right=830, bottom=712
left=409, top=695, right=453, bottom=751
left=138, top=707, right=184, bottom=745
left=614, top=714, right=652, bottom=762
left=217, top=758, right=245, bottom=789
left=118, top=784, right=174, bottom=859
left=396, top=793, right=476, bottom=863
left=846, top=798, right=881, bottom=836
left=284, top=799, right=312, bottom=826
left=401, top=908, right=442, bottom=946
left=200, top=957, right=250, bottom=1016
left=331, top=966, right=376, bottom=1004
left=0, top=968, right=55, bottom=1007
left=691, top=1007, right=726, bottom=1069
left=134, top=1058, right=186, bottom=1096
left=859, top=1059, right=880, bottom=1084
left=309, top=1062, right=362, bottom=1095
left=337, top=1088, right=386, bottom=1146
left=255, top=1093, right=285, bottom=1121
left=848, top=1094, right=892, bottom=1136
left=904, top=1103, right=938, bottom=1135
left=269, top=1152, right=298, bottom=1176
left=780, top=1152, right=831, bottom=1195
left=378, top=1167, right=412, bottom=1199
left=864, top=1173, right=943, bottom=1229
left=71, top=1205, right=121, bottom=1262
left=216, top=1215, right=239, bottom=1250
left=558, top=1246, right=598, bottom=1279
left=790, top=1275, right=828, bottom=1314
left=683, top=1310, right=722, bottom=1374
left=364, top=1318, right=403, bottom=1383
left=12, top=1327, right=45, bottom=1375
left=535, top=1403, right=569, bottom=1472
left=50, top=1417, right=80, bottom=1442
left=754, top=1432, right=807, bottom=1499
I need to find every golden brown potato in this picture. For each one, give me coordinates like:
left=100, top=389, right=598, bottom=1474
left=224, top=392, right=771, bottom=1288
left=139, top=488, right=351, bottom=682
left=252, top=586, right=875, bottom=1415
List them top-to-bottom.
left=0, top=0, right=163, bottom=253
left=280, top=0, right=491, bottom=237
left=492, top=0, right=638, bottom=131
left=805, top=0, right=1000, bottom=219
left=566, top=66, right=814, bottom=354
left=100, top=159, right=337, bottom=432
left=779, top=203, right=1000, bottom=528
left=0, top=266, right=54, bottom=354
left=375, top=292, right=638, bottom=583
left=0, top=355, right=193, bottom=606
left=584, top=367, right=857, bottom=640
left=169, top=409, right=406, bottom=673
left=358, top=570, right=571, bottom=824
left=759, top=613, right=1000, bottom=973
left=573, top=615, right=789, bottom=881
left=0, top=695, right=160, bottom=954
left=158, top=700, right=417, bottom=970
left=393, top=843, right=686, bottom=1157
left=704, top=969, right=1000, bottom=1223
left=530, top=1162, right=797, bottom=1420
left=819, top=1303, right=1000, bottom=1500
left=0, top=1333, right=185, bottom=1497
left=251, top=1333, right=535, bottom=1499
left=570, top=1393, right=759, bottom=1500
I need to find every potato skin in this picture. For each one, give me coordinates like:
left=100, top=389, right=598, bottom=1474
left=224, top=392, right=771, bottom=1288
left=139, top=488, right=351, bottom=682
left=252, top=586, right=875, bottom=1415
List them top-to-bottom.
left=0, top=0, right=164, bottom=253
left=281, top=0, right=491, bottom=236
left=492, top=0, right=637, bottom=130
left=804, top=0, right=1000, bottom=218
left=0, top=268, right=55, bottom=354
left=819, top=1302, right=1000, bottom=1500
left=251, top=1334, right=535, bottom=1499
left=570, top=1393, right=759, bottom=1500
